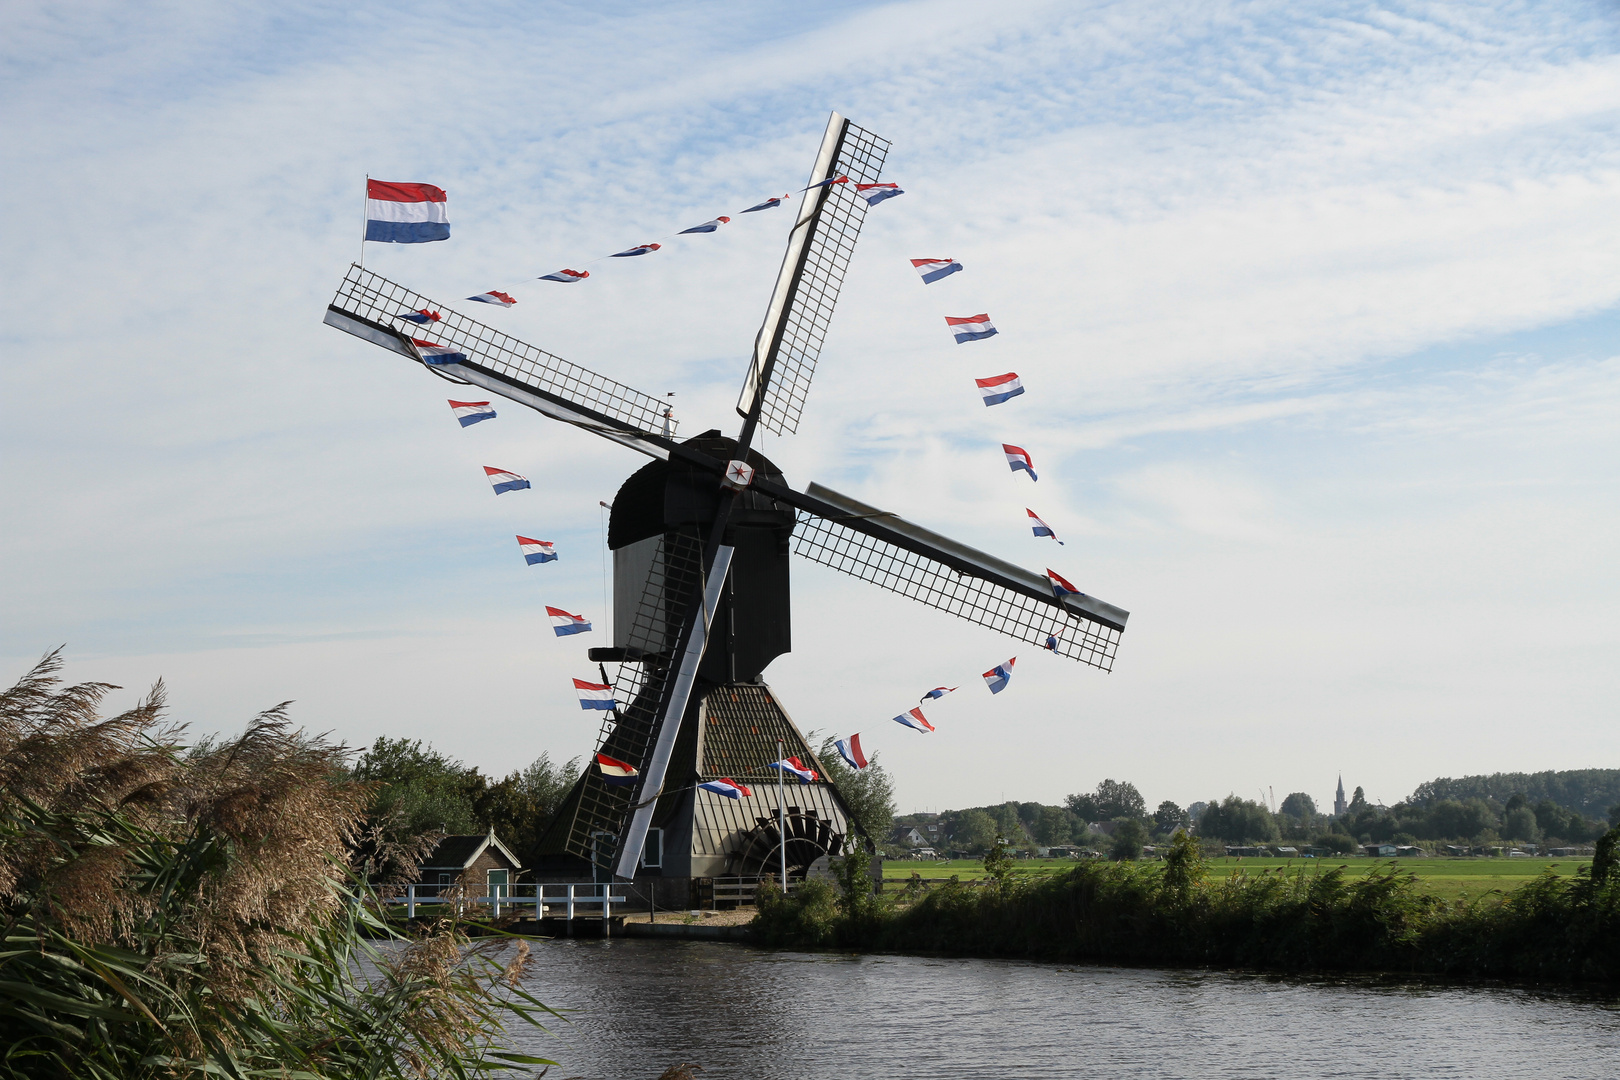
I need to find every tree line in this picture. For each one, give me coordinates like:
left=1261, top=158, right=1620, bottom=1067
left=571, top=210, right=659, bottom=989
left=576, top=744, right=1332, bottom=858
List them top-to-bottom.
left=895, top=770, right=1620, bottom=860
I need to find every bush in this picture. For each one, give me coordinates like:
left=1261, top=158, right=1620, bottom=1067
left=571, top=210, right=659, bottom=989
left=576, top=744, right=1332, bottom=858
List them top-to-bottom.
left=0, top=650, right=555, bottom=1079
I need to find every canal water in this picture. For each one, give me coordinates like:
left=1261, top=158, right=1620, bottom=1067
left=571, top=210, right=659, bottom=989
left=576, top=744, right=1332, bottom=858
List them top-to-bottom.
left=507, top=938, right=1620, bottom=1079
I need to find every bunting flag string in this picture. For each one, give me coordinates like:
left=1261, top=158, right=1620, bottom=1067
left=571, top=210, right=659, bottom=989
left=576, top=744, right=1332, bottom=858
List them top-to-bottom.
left=398, top=168, right=899, bottom=311
left=977, top=372, right=1024, bottom=406
left=448, top=399, right=496, bottom=427
left=483, top=466, right=530, bottom=494
left=1026, top=509, right=1063, bottom=545
left=517, top=536, right=557, bottom=564
left=983, top=657, right=1016, bottom=695
left=834, top=734, right=868, bottom=770
left=699, top=778, right=753, bottom=799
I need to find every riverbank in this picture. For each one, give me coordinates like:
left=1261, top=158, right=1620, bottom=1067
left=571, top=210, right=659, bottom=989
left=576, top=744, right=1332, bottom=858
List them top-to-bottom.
left=753, top=833, right=1620, bottom=983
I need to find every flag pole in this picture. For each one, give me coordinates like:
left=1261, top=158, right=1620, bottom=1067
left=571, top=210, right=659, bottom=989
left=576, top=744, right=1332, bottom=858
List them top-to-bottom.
left=360, top=174, right=368, bottom=267
left=778, top=738, right=787, bottom=893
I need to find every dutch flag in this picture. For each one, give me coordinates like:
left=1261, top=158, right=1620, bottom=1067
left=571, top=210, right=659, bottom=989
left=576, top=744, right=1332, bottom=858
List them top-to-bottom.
left=803, top=175, right=849, bottom=191
left=365, top=180, right=449, bottom=244
left=856, top=182, right=904, bottom=207
left=741, top=195, right=788, bottom=213
left=679, top=216, right=730, bottom=234
left=611, top=243, right=661, bottom=258
left=911, top=258, right=962, bottom=285
left=539, top=268, right=589, bottom=283
left=466, top=290, right=516, bottom=307
left=399, top=309, right=441, bottom=324
left=947, top=314, right=997, bottom=344
left=412, top=339, right=468, bottom=367
left=977, top=373, right=1025, bottom=407
left=448, top=400, right=496, bottom=427
left=1002, top=444, right=1037, bottom=482
left=484, top=466, right=530, bottom=495
left=1027, top=509, right=1063, bottom=545
left=517, top=536, right=557, bottom=564
left=1046, top=569, right=1083, bottom=600
left=547, top=606, right=592, bottom=636
left=1045, top=631, right=1061, bottom=652
left=983, top=657, right=1015, bottom=695
left=573, top=678, right=615, bottom=711
left=920, top=686, right=958, bottom=702
left=893, top=707, right=935, bottom=734
left=834, top=733, right=868, bottom=771
left=595, top=753, right=639, bottom=787
left=768, top=757, right=817, bottom=784
left=699, top=778, right=753, bottom=799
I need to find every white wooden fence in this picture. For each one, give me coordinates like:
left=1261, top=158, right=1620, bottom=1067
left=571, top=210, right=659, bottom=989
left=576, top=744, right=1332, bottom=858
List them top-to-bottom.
left=391, top=882, right=625, bottom=923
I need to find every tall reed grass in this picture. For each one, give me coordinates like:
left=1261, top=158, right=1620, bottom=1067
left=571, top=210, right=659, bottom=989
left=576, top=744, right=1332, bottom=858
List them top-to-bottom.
left=0, top=650, right=556, bottom=1079
left=754, top=831, right=1620, bottom=981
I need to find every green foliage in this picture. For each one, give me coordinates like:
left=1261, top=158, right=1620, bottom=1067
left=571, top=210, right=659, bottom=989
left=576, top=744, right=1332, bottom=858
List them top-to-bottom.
left=353, top=735, right=483, bottom=836
left=815, top=736, right=896, bottom=842
left=1411, top=768, right=1620, bottom=820
left=1279, top=792, right=1317, bottom=820
left=1198, top=795, right=1280, bottom=844
left=1153, top=800, right=1189, bottom=836
left=1035, top=805, right=1073, bottom=845
left=1502, top=806, right=1539, bottom=842
left=951, top=809, right=998, bottom=854
left=1110, top=818, right=1148, bottom=861
left=1593, top=827, right=1619, bottom=887
left=1317, top=833, right=1359, bottom=855
left=981, top=836, right=1014, bottom=889
left=754, top=838, right=1620, bottom=982
left=751, top=877, right=841, bottom=948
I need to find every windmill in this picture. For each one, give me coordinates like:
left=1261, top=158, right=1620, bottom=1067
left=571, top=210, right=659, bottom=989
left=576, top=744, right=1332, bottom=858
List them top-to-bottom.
left=323, top=113, right=1129, bottom=893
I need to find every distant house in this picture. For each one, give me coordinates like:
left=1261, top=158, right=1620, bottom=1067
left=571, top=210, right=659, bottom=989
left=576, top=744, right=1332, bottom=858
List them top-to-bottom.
left=1089, top=821, right=1119, bottom=838
left=890, top=826, right=927, bottom=847
left=416, top=828, right=523, bottom=896
left=1362, top=842, right=1398, bottom=858
left=1395, top=845, right=1427, bottom=858
left=1225, top=846, right=1269, bottom=857
left=1273, top=846, right=1300, bottom=857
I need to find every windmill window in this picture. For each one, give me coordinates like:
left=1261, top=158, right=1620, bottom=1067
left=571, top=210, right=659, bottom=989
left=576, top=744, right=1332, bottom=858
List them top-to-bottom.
left=642, top=828, right=663, bottom=870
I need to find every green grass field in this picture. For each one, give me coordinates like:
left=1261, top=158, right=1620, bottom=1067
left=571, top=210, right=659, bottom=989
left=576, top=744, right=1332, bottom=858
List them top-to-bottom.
left=882, top=856, right=1593, bottom=902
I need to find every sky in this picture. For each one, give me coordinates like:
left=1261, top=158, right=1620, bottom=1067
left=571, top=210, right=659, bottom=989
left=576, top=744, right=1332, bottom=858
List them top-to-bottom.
left=4, top=0, right=1618, bottom=817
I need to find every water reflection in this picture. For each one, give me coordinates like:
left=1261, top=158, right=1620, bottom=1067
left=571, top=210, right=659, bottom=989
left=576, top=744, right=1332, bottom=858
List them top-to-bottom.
left=507, top=939, right=1620, bottom=1080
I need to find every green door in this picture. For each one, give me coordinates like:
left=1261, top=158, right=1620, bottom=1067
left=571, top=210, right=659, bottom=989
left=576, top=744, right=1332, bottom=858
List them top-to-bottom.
left=486, top=869, right=508, bottom=900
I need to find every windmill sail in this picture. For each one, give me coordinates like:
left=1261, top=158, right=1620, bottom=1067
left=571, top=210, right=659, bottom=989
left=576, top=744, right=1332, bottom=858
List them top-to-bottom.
left=736, top=112, right=891, bottom=437
left=324, top=264, right=675, bottom=457
left=763, top=480, right=1128, bottom=672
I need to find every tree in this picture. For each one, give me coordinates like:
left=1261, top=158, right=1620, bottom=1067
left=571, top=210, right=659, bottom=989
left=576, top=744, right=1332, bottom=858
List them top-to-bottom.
left=351, top=736, right=482, bottom=837
left=816, top=736, right=896, bottom=841
left=1094, top=779, right=1146, bottom=820
left=1348, top=786, right=1368, bottom=814
left=1065, top=791, right=1100, bottom=822
left=1279, top=792, right=1317, bottom=821
left=1198, top=795, right=1279, bottom=844
left=1426, top=797, right=1493, bottom=840
left=1153, top=800, right=1188, bottom=836
left=1186, top=801, right=1210, bottom=823
left=1034, top=805, right=1072, bottom=845
left=1502, top=807, right=1539, bottom=842
left=951, top=809, right=997, bottom=855
left=1110, top=818, right=1148, bottom=861
left=1317, top=833, right=1358, bottom=855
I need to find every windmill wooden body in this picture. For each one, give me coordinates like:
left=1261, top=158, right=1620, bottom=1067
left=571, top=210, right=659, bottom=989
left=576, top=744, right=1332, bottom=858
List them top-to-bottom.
left=323, top=113, right=1129, bottom=902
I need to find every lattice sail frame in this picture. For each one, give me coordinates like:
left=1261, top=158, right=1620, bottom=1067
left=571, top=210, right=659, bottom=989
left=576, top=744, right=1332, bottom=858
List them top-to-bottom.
left=743, top=118, right=891, bottom=436
left=327, top=264, right=673, bottom=438
left=789, top=506, right=1124, bottom=673
left=559, top=528, right=707, bottom=865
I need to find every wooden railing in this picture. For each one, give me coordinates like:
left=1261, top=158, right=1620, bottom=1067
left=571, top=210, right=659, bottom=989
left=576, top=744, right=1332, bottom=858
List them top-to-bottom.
left=388, top=883, right=625, bottom=922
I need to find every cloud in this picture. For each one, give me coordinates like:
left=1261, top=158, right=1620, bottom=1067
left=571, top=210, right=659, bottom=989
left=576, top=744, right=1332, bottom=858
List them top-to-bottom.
left=4, top=0, right=1619, bottom=812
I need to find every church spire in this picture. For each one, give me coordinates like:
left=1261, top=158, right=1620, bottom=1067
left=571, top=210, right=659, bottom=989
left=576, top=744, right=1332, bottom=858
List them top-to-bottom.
left=1334, top=773, right=1347, bottom=817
